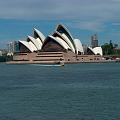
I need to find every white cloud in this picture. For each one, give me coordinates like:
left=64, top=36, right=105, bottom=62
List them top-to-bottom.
left=0, top=0, right=120, bottom=32
left=0, top=0, right=119, bottom=20
left=65, top=20, right=106, bottom=32
left=112, top=23, right=120, bottom=26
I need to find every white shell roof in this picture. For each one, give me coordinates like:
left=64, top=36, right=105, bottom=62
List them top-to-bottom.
left=18, top=24, right=103, bottom=56
left=56, top=24, right=76, bottom=53
left=56, top=24, right=74, bottom=41
left=18, top=28, right=45, bottom=52
left=34, top=28, right=45, bottom=43
left=52, top=31, right=73, bottom=51
left=60, top=33, right=75, bottom=53
left=49, top=35, right=70, bottom=50
left=28, top=36, right=42, bottom=50
left=55, top=37, right=70, bottom=50
left=74, top=39, right=84, bottom=54
left=19, top=40, right=37, bottom=52
left=29, top=41, right=38, bottom=51
left=88, top=47, right=103, bottom=56
left=88, top=47, right=95, bottom=55
left=93, top=47, right=103, bottom=56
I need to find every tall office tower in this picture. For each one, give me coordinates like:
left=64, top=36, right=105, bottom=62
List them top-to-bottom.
left=91, top=34, right=98, bottom=48
left=8, top=41, right=19, bottom=53
left=13, top=41, right=19, bottom=53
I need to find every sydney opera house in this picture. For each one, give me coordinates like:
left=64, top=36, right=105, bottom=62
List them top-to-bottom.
left=9, top=24, right=103, bottom=64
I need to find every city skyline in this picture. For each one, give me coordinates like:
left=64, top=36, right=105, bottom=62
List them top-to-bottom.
left=0, top=0, right=120, bottom=48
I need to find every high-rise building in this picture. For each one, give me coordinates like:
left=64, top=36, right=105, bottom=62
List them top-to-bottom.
left=91, top=34, right=98, bottom=48
left=7, top=41, right=19, bottom=54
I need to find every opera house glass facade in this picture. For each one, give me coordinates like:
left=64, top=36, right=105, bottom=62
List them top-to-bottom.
left=9, top=24, right=103, bottom=64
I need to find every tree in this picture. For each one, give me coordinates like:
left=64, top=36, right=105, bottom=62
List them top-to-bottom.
left=101, top=40, right=120, bottom=55
left=109, top=40, right=113, bottom=49
left=101, top=41, right=114, bottom=55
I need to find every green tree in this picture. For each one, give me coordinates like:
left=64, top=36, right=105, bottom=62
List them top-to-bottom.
left=101, top=40, right=114, bottom=55
left=101, top=40, right=120, bottom=55
left=110, top=40, right=113, bottom=49
left=101, top=43, right=111, bottom=55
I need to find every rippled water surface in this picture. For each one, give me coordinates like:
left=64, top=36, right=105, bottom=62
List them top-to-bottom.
left=0, top=63, right=120, bottom=120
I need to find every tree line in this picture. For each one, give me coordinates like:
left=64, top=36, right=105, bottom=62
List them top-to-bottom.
left=101, top=40, right=120, bottom=55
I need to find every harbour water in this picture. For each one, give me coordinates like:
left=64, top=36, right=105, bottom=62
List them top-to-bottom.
left=0, top=63, right=120, bottom=120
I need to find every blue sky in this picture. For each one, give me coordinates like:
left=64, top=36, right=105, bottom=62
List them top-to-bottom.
left=0, top=0, right=120, bottom=48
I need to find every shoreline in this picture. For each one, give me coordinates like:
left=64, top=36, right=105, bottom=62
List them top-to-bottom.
left=6, top=59, right=120, bottom=65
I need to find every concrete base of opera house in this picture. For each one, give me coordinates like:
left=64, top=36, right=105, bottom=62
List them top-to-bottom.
left=6, top=51, right=106, bottom=64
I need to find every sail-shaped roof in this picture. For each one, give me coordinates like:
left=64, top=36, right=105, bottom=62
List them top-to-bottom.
left=55, top=24, right=76, bottom=53
left=33, top=28, right=45, bottom=43
left=27, top=36, right=42, bottom=50
left=74, top=39, right=84, bottom=54
left=19, top=40, right=37, bottom=52
left=87, top=47, right=103, bottom=56
left=93, top=47, right=103, bottom=56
